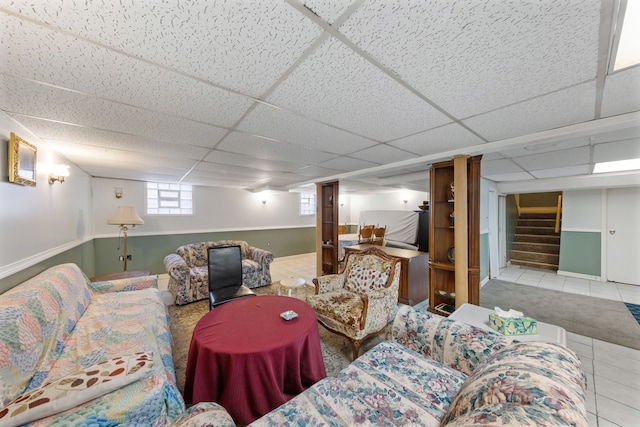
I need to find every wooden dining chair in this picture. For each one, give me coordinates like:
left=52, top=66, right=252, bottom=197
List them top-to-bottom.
left=358, top=226, right=374, bottom=243
left=372, top=226, right=386, bottom=246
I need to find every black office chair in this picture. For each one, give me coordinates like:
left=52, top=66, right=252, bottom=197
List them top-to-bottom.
left=208, top=245, right=256, bottom=309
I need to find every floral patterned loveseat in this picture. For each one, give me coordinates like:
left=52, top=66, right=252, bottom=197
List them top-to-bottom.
left=164, top=240, right=273, bottom=305
left=0, top=263, right=234, bottom=427
left=249, top=304, right=589, bottom=426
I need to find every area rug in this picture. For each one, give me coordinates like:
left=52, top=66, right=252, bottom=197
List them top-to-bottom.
left=480, top=279, right=640, bottom=350
left=167, top=282, right=383, bottom=395
left=626, top=302, right=640, bottom=325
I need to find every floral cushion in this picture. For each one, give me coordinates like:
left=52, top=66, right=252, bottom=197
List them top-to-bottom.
left=344, top=255, right=393, bottom=294
left=308, top=289, right=364, bottom=331
left=391, top=305, right=512, bottom=376
left=342, top=341, right=467, bottom=427
left=441, top=341, right=588, bottom=426
left=0, top=353, right=153, bottom=427
left=171, top=402, right=236, bottom=427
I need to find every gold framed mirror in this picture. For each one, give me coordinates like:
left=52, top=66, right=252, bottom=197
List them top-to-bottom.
left=8, top=132, right=37, bottom=186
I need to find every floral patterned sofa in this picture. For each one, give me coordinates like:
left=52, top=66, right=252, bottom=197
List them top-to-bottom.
left=164, top=240, right=274, bottom=305
left=0, top=263, right=235, bottom=427
left=249, top=304, right=589, bottom=426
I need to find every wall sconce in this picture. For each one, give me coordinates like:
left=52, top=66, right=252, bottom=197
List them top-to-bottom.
left=48, top=164, right=70, bottom=184
left=114, top=188, right=123, bottom=198
left=262, top=199, right=267, bottom=204
left=403, top=199, right=408, bottom=204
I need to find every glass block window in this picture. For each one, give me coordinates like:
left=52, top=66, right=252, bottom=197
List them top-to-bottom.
left=146, top=182, right=193, bottom=215
left=300, top=192, right=316, bottom=216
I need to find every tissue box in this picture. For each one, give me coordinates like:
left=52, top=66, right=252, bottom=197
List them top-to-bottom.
left=488, top=314, right=538, bottom=335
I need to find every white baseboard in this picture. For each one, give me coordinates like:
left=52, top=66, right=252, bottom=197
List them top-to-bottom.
left=557, top=270, right=601, bottom=281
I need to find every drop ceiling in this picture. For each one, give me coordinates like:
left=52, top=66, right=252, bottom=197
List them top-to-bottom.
left=1, top=0, right=639, bottom=194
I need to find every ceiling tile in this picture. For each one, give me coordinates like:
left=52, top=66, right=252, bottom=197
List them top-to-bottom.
left=339, top=0, right=600, bottom=118
left=4, top=1, right=323, bottom=98
left=302, top=1, right=353, bottom=23
left=0, top=14, right=254, bottom=128
left=267, top=37, right=450, bottom=141
left=601, top=66, right=640, bottom=118
left=1, top=75, right=228, bottom=149
left=463, top=81, right=597, bottom=141
left=237, top=104, right=377, bottom=155
left=10, top=115, right=211, bottom=161
left=388, top=123, right=485, bottom=156
left=216, top=132, right=337, bottom=165
left=497, top=136, right=590, bottom=158
left=593, top=139, right=640, bottom=163
left=350, top=144, right=416, bottom=164
left=512, top=146, right=590, bottom=170
left=203, top=150, right=300, bottom=173
left=316, top=156, right=380, bottom=172
left=481, top=158, right=527, bottom=175
left=195, top=161, right=279, bottom=180
left=292, top=165, right=346, bottom=178
left=530, top=165, right=591, bottom=179
left=482, top=172, right=533, bottom=181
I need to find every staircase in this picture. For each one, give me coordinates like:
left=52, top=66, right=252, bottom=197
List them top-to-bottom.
left=511, top=213, right=560, bottom=271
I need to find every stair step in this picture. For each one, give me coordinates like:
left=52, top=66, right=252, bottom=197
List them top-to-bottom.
left=519, top=213, right=557, bottom=219
left=517, top=219, right=557, bottom=227
left=515, top=226, right=559, bottom=235
left=514, top=234, right=560, bottom=244
left=512, top=242, right=559, bottom=254
left=511, top=250, right=559, bottom=264
left=511, top=259, right=558, bottom=271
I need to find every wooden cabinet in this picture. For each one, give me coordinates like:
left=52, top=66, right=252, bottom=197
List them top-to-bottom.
left=428, top=155, right=481, bottom=316
left=316, top=181, right=339, bottom=276
left=345, top=244, right=429, bottom=306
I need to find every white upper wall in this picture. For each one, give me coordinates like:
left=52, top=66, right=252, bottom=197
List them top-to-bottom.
left=0, top=112, right=93, bottom=277
left=92, top=177, right=316, bottom=237
left=561, top=189, right=602, bottom=232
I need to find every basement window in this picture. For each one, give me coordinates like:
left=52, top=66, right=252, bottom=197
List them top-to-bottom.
left=146, top=182, right=193, bottom=215
left=300, top=192, right=316, bottom=216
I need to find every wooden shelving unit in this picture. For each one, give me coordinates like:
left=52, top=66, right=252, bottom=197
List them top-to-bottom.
left=428, top=155, right=481, bottom=316
left=316, top=181, right=339, bottom=276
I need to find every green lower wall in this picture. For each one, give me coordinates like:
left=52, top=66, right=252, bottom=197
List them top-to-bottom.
left=1, top=227, right=316, bottom=293
left=94, top=227, right=316, bottom=276
left=558, top=231, right=601, bottom=276
left=480, top=232, right=489, bottom=282
left=0, top=241, right=95, bottom=294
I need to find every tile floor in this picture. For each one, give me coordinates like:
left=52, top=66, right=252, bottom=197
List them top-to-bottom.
left=270, top=253, right=640, bottom=427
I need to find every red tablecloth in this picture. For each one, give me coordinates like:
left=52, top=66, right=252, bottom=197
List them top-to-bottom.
left=183, top=295, right=327, bottom=425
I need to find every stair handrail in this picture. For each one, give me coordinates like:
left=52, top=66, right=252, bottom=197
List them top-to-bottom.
left=554, top=194, right=562, bottom=233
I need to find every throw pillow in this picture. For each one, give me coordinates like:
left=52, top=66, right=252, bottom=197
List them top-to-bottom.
left=0, top=352, right=154, bottom=427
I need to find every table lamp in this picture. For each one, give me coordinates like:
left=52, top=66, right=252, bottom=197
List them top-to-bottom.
left=108, top=206, right=144, bottom=271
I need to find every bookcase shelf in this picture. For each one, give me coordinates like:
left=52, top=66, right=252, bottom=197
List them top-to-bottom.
left=428, top=155, right=481, bottom=316
left=316, top=181, right=339, bottom=276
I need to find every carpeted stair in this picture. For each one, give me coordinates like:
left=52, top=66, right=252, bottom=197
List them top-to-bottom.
left=511, top=213, right=560, bottom=271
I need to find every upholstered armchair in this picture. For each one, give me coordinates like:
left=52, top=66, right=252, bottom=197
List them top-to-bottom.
left=164, top=240, right=273, bottom=305
left=307, top=246, right=401, bottom=360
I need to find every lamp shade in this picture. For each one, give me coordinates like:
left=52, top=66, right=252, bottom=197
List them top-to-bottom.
left=108, top=206, right=144, bottom=226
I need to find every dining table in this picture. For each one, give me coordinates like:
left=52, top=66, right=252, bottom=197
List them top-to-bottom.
left=183, top=295, right=326, bottom=425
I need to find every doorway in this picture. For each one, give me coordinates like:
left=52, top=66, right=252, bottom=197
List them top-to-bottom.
left=606, top=187, right=640, bottom=286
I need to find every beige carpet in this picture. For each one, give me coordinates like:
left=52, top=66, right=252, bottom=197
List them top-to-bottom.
left=480, top=279, right=640, bottom=350
left=167, top=283, right=384, bottom=394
